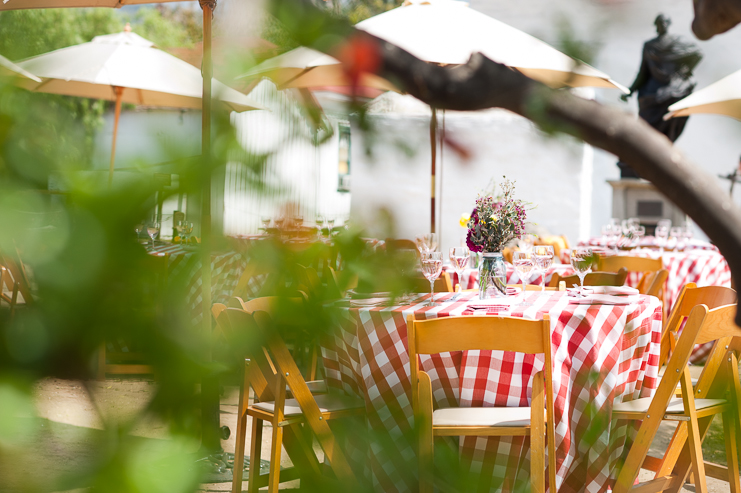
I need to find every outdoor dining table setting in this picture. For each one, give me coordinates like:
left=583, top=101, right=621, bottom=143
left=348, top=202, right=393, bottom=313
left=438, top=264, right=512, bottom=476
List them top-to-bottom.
left=323, top=287, right=662, bottom=492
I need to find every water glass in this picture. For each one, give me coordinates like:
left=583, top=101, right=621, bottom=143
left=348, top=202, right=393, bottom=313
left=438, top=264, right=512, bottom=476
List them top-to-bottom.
left=147, top=222, right=160, bottom=249
left=135, top=223, right=144, bottom=242
left=655, top=224, right=669, bottom=253
left=632, top=225, right=645, bottom=249
left=669, top=226, right=683, bottom=251
left=415, top=233, right=438, bottom=254
left=517, top=234, right=535, bottom=253
left=533, top=245, right=554, bottom=292
left=449, top=246, right=470, bottom=292
left=570, top=247, right=593, bottom=294
left=420, top=251, right=443, bottom=306
left=513, top=251, right=535, bottom=305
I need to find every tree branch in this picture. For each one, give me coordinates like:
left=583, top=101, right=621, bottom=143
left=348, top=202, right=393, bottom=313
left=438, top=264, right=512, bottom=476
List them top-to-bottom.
left=270, top=0, right=741, bottom=324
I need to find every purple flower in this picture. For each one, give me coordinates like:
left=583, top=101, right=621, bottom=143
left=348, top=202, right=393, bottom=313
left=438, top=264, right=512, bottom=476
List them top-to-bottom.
left=466, top=230, right=482, bottom=252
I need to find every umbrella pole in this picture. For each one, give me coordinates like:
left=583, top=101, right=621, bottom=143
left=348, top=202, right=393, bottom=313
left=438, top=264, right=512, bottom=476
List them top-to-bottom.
left=199, top=0, right=220, bottom=456
left=108, top=86, right=124, bottom=186
left=430, top=106, right=437, bottom=234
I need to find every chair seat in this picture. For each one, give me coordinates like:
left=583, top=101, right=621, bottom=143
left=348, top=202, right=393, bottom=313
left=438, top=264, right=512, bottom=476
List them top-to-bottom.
left=287, top=380, right=327, bottom=394
left=252, top=393, right=365, bottom=417
left=614, top=397, right=726, bottom=414
left=433, top=407, right=532, bottom=427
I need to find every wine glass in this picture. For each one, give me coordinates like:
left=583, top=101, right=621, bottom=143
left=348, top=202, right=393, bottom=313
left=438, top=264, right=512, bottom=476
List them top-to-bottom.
left=315, top=215, right=325, bottom=237
left=260, top=216, right=271, bottom=232
left=327, top=217, right=336, bottom=236
left=147, top=221, right=160, bottom=249
left=135, top=223, right=144, bottom=242
left=655, top=223, right=669, bottom=254
left=632, top=225, right=645, bottom=249
left=669, top=226, right=683, bottom=251
left=415, top=233, right=438, bottom=254
left=517, top=234, right=535, bottom=253
left=533, top=245, right=554, bottom=292
left=449, top=246, right=470, bottom=292
left=570, top=247, right=594, bottom=295
left=420, top=251, right=443, bottom=307
left=513, top=251, right=535, bottom=306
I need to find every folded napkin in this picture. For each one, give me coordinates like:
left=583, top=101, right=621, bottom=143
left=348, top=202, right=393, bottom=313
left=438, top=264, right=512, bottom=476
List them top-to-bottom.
left=568, top=286, right=639, bottom=296
left=348, top=289, right=393, bottom=300
left=568, top=294, right=640, bottom=305
left=467, top=295, right=519, bottom=310
left=350, top=297, right=392, bottom=308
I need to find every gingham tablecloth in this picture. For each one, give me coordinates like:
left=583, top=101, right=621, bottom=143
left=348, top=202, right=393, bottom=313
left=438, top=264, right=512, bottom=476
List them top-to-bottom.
left=576, top=243, right=731, bottom=363
left=148, top=244, right=249, bottom=324
left=448, top=263, right=576, bottom=291
left=323, top=291, right=662, bottom=492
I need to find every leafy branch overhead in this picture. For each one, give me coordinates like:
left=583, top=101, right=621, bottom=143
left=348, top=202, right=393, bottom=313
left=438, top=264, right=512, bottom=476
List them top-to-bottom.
left=267, top=0, right=741, bottom=324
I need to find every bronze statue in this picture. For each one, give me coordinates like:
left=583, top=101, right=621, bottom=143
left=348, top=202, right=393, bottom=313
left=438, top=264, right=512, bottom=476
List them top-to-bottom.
left=619, top=14, right=703, bottom=178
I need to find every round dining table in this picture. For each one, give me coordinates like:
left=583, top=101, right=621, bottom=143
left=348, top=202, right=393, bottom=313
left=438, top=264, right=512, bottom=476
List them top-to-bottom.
left=323, top=290, right=662, bottom=493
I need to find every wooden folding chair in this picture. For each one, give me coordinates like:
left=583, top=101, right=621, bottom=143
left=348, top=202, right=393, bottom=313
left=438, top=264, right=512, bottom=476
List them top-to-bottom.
left=96, top=253, right=167, bottom=380
left=596, top=256, right=664, bottom=296
left=0, top=265, right=20, bottom=319
left=549, top=267, right=628, bottom=288
left=410, top=271, right=454, bottom=293
left=659, top=283, right=737, bottom=368
left=228, top=296, right=327, bottom=391
left=610, top=303, right=741, bottom=493
left=226, top=308, right=365, bottom=493
left=408, top=314, right=556, bottom=493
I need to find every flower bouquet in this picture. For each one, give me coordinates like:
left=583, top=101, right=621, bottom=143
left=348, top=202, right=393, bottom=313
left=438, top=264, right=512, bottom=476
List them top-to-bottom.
left=464, top=179, right=530, bottom=298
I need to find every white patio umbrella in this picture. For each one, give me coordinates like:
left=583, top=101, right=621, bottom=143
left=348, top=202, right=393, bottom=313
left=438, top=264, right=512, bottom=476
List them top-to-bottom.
left=355, top=0, right=628, bottom=233
left=355, top=0, right=627, bottom=92
left=16, top=26, right=264, bottom=183
left=237, top=46, right=398, bottom=92
left=0, top=53, right=40, bottom=82
left=666, top=69, right=741, bottom=121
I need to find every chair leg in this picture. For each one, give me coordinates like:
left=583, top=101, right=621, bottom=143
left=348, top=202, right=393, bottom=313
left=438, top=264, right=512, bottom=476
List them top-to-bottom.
left=530, top=373, right=545, bottom=493
left=232, top=383, right=249, bottom=493
left=722, top=409, right=741, bottom=493
left=686, top=412, right=708, bottom=493
left=247, top=418, right=263, bottom=493
left=268, top=424, right=283, bottom=493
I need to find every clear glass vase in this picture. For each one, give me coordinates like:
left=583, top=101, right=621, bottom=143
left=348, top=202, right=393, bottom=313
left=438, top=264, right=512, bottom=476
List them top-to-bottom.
left=478, top=252, right=507, bottom=299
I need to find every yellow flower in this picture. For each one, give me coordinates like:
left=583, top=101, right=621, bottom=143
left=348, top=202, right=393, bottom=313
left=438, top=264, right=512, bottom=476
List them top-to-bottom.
left=459, top=213, right=470, bottom=228
left=490, top=214, right=498, bottom=222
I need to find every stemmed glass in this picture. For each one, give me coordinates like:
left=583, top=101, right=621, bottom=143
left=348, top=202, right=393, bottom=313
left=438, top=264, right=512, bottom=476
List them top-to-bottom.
left=315, top=215, right=325, bottom=237
left=260, top=216, right=271, bottom=232
left=327, top=217, right=336, bottom=237
left=147, top=221, right=160, bottom=249
left=179, top=221, right=193, bottom=244
left=135, top=223, right=144, bottom=242
left=655, top=223, right=669, bottom=254
left=632, top=225, right=646, bottom=249
left=669, top=226, right=683, bottom=251
left=415, top=233, right=438, bottom=254
left=517, top=234, right=535, bottom=253
left=533, top=245, right=554, bottom=292
left=449, top=246, right=470, bottom=292
left=570, top=247, right=594, bottom=295
left=420, top=251, right=443, bottom=307
left=513, top=251, right=535, bottom=305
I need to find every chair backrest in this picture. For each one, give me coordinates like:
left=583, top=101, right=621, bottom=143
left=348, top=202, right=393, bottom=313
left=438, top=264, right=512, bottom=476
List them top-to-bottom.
left=385, top=238, right=418, bottom=252
left=597, top=255, right=663, bottom=294
left=549, top=267, right=628, bottom=288
left=409, top=271, right=453, bottom=293
left=659, top=284, right=737, bottom=365
left=408, top=314, right=552, bottom=414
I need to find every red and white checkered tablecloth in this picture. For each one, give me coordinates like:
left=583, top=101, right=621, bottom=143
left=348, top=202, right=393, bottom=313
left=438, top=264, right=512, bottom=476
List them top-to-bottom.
left=583, top=236, right=718, bottom=252
left=575, top=243, right=731, bottom=363
left=447, top=264, right=576, bottom=291
left=323, top=291, right=662, bottom=493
